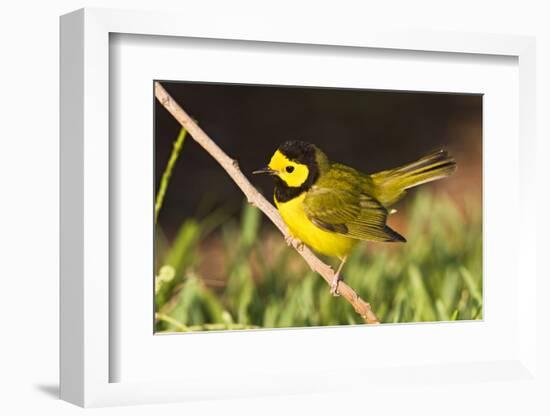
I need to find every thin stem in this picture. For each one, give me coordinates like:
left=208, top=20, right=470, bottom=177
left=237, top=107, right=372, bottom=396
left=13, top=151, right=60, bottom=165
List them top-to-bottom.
left=155, top=127, right=187, bottom=224
left=155, top=312, right=190, bottom=332
left=155, top=313, right=260, bottom=332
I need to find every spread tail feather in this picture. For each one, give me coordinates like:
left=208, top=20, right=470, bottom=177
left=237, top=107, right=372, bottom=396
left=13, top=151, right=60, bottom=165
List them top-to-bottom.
left=370, top=150, right=456, bottom=207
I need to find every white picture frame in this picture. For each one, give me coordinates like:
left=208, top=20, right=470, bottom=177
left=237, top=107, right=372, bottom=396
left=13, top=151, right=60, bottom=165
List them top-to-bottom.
left=60, top=7, right=538, bottom=408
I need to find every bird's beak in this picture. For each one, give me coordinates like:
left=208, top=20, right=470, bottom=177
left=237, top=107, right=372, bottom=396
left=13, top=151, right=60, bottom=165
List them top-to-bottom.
left=252, top=167, right=277, bottom=175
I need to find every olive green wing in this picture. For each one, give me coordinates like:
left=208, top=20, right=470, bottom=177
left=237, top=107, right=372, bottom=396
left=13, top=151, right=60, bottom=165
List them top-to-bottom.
left=303, top=166, right=406, bottom=243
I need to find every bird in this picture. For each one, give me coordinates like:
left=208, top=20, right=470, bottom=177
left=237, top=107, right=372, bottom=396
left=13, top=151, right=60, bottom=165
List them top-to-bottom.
left=253, top=140, right=456, bottom=296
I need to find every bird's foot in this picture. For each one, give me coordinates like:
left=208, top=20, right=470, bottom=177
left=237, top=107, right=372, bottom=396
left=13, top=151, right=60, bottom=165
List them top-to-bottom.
left=285, top=235, right=304, bottom=251
left=330, top=273, right=342, bottom=297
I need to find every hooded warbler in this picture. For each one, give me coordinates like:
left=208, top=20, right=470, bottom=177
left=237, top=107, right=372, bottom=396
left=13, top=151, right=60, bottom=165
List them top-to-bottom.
left=254, top=140, right=456, bottom=295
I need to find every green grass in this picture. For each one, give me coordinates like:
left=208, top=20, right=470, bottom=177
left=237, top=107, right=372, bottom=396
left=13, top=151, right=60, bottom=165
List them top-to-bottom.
left=155, top=191, right=482, bottom=332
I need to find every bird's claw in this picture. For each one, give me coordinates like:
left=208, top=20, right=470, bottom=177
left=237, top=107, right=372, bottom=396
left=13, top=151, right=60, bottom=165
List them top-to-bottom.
left=285, top=235, right=304, bottom=251
left=330, top=274, right=341, bottom=297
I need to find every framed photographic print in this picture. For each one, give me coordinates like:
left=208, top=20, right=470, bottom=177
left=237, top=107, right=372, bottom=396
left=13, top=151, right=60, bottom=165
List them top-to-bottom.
left=60, top=7, right=539, bottom=408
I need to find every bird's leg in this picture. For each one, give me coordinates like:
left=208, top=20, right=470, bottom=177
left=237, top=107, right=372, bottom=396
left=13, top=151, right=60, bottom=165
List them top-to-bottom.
left=285, top=234, right=304, bottom=251
left=330, top=256, right=348, bottom=296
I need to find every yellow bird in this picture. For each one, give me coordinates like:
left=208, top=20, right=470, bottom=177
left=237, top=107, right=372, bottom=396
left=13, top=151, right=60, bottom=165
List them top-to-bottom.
left=254, top=140, right=456, bottom=295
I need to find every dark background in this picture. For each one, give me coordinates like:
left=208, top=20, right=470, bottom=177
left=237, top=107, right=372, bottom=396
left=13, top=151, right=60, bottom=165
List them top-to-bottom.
left=155, top=81, right=482, bottom=238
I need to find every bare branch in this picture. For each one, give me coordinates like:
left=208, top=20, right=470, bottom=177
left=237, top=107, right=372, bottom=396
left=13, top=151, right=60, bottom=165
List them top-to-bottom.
left=154, top=81, right=380, bottom=324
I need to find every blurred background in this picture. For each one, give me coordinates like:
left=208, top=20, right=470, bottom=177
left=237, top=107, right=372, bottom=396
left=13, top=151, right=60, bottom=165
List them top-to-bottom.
left=154, top=81, right=482, bottom=332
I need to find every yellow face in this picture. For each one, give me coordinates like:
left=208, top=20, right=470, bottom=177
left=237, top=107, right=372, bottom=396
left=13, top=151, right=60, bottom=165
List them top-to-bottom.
left=268, top=150, right=310, bottom=187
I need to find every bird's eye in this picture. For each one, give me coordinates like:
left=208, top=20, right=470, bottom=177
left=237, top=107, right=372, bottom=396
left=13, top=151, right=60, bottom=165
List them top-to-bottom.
left=286, top=166, right=295, bottom=173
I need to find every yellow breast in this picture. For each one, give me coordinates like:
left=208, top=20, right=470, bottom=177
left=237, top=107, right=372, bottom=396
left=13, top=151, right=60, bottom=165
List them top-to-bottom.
left=275, top=193, right=356, bottom=259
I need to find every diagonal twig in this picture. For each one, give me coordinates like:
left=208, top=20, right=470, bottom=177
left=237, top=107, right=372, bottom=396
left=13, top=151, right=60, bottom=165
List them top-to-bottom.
left=154, top=81, right=380, bottom=324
